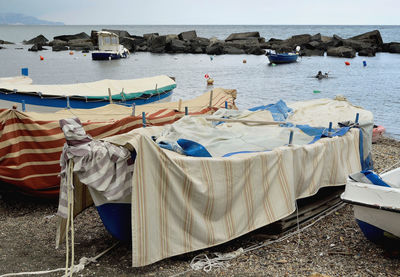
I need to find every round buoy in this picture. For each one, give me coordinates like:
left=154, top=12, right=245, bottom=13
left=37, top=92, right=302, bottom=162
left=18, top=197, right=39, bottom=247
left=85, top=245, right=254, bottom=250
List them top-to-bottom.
left=69, top=51, right=74, bottom=55
left=40, top=56, right=44, bottom=61
left=210, top=56, right=214, bottom=61
left=243, top=59, right=247, bottom=64
left=363, top=60, right=367, bottom=67
left=345, top=61, right=350, bottom=66
left=271, top=63, right=276, bottom=67
left=204, top=74, right=209, bottom=79
left=207, top=78, right=214, bottom=85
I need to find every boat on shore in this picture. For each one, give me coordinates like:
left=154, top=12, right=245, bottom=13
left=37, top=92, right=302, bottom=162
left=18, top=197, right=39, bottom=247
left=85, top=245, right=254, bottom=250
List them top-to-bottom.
left=92, top=31, right=129, bottom=60
left=0, top=75, right=176, bottom=112
left=0, top=88, right=236, bottom=197
left=57, top=97, right=374, bottom=266
left=341, top=168, right=400, bottom=244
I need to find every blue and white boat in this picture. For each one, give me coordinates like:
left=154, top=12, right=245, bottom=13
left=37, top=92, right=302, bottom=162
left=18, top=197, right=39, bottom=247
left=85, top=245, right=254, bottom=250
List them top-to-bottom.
left=92, top=31, right=129, bottom=60
left=267, top=52, right=298, bottom=64
left=0, top=75, right=176, bottom=112
left=341, top=168, right=400, bottom=244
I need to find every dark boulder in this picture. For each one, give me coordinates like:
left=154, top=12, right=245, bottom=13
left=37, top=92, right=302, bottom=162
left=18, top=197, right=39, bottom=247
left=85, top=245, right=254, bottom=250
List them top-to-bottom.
left=102, top=29, right=131, bottom=38
left=91, top=30, right=98, bottom=46
left=178, top=30, right=197, bottom=41
left=350, top=30, right=383, bottom=49
left=54, top=32, right=90, bottom=42
left=225, top=32, right=260, bottom=41
left=143, top=33, right=159, bottom=40
left=310, top=33, right=322, bottom=42
left=23, top=34, right=48, bottom=45
left=287, top=34, right=311, bottom=47
left=149, top=35, right=167, bottom=53
left=120, top=36, right=145, bottom=52
left=189, top=37, right=210, bottom=53
left=226, top=38, right=260, bottom=49
left=0, top=39, right=14, bottom=44
left=48, top=39, right=68, bottom=47
left=68, top=39, right=94, bottom=51
left=166, top=39, right=188, bottom=53
left=342, top=39, right=371, bottom=52
left=206, top=42, right=224, bottom=55
left=383, top=42, right=400, bottom=53
left=28, top=43, right=46, bottom=51
left=52, top=45, right=69, bottom=51
left=222, top=45, right=245, bottom=54
left=246, top=46, right=265, bottom=55
left=327, top=46, right=356, bottom=58
left=300, top=48, right=325, bottom=56
left=358, top=48, right=376, bottom=57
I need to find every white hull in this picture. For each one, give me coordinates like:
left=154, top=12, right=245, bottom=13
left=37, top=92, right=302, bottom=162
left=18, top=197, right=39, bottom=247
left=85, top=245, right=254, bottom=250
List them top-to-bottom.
left=0, top=94, right=173, bottom=113
left=341, top=167, right=400, bottom=238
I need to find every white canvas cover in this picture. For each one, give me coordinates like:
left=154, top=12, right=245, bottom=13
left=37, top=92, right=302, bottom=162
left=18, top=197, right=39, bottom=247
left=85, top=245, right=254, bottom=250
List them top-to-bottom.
left=0, top=75, right=175, bottom=97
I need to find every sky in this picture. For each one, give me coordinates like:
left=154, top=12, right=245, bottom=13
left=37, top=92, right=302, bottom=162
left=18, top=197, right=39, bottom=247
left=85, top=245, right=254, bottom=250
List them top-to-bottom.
left=0, top=0, right=399, bottom=25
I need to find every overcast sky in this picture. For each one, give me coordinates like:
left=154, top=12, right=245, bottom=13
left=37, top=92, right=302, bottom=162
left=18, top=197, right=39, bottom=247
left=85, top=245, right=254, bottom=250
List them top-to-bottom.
left=0, top=0, right=399, bottom=25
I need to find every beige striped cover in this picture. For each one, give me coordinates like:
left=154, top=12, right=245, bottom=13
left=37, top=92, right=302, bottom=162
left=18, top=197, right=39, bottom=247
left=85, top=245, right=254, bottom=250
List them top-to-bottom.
left=106, top=128, right=361, bottom=267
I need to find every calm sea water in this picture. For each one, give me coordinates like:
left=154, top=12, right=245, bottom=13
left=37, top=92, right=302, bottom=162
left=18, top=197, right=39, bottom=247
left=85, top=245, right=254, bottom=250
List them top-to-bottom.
left=0, top=25, right=399, bottom=139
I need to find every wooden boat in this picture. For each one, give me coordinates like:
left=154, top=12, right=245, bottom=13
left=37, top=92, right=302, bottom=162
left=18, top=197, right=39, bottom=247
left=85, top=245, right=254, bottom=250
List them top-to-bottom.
left=92, top=31, right=129, bottom=60
left=267, top=52, right=298, bottom=64
left=0, top=75, right=176, bottom=112
left=0, top=88, right=236, bottom=197
left=57, top=97, right=374, bottom=266
left=341, top=168, right=400, bottom=244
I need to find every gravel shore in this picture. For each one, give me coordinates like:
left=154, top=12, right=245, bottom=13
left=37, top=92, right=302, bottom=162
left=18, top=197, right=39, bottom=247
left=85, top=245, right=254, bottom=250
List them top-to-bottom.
left=1, top=136, right=399, bottom=277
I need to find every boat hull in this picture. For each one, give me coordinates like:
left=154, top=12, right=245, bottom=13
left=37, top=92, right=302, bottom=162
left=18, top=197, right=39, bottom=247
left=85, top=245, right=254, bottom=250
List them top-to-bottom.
left=92, top=52, right=128, bottom=60
left=267, top=53, right=298, bottom=64
left=0, top=90, right=172, bottom=112
left=341, top=168, right=400, bottom=244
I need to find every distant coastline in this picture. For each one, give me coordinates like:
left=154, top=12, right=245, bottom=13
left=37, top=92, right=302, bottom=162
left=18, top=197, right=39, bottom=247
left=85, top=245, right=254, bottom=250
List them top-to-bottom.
left=0, top=13, right=64, bottom=25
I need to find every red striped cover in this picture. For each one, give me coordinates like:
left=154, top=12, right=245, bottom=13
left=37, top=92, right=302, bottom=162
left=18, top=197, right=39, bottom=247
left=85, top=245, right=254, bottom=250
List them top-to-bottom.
left=0, top=89, right=236, bottom=197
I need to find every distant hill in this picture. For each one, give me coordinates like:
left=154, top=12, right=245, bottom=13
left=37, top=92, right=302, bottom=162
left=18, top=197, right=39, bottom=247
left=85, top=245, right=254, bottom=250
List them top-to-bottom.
left=0, top=13, right=64, bottom=25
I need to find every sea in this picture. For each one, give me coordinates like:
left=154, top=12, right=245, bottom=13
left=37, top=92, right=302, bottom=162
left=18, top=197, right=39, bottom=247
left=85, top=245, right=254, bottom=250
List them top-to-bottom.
left=0, top=25, right=399, bottom=139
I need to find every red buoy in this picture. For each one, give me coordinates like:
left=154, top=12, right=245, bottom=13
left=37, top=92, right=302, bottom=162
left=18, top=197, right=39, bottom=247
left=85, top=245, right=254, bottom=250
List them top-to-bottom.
left=40, top=56, right=44, bottom=61
left=345, top=61, right=350, bottom=66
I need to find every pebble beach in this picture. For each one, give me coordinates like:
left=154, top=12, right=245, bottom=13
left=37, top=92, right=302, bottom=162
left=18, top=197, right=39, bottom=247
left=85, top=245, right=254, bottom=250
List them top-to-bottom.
left=0, top=136, right=399, bottom=277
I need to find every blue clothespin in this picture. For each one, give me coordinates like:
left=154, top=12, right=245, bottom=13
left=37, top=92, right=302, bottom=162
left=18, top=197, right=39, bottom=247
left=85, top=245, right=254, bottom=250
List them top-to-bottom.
left=288, top=130, right=294, bottom=146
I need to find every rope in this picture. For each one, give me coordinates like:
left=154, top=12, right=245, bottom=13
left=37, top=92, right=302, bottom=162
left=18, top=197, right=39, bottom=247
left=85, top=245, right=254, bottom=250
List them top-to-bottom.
left=183, top=201, right=346, bottom=274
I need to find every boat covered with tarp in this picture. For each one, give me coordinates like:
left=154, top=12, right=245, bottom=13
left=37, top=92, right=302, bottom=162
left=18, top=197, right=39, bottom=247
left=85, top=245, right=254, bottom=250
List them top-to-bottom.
left=0, top=75, right=176, bottom=112
left=0, top=88, right=236, bottom=197
left=56, top=96, right=374, bottom=267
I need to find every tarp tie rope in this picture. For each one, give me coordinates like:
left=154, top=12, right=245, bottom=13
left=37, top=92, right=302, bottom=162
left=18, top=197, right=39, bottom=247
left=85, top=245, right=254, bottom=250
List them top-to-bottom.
left=180, top=201, right=345, bottom=275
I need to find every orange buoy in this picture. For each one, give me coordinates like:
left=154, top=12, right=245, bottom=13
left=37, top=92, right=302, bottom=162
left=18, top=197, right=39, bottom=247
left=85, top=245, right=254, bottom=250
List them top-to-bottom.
left=69, top=51, right=74, bottom=55
left=40, top=56, right=44, bottom=60
left=243, top=59, right=247, bottom=63
left=345, top=61, right=350, bottom=66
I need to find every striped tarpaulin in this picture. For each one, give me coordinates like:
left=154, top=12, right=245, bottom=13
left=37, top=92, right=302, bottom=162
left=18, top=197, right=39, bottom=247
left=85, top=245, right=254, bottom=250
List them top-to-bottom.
left=0, top=88, right=236, bottom=197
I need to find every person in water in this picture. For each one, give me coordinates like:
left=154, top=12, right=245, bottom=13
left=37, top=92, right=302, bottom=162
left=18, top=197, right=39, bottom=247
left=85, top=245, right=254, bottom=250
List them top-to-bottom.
left=316, top=71, right=329, bottom=79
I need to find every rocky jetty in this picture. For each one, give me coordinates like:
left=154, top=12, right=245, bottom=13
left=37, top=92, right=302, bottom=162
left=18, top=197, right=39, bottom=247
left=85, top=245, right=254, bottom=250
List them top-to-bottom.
left=21, top=29, right=400, bottom=57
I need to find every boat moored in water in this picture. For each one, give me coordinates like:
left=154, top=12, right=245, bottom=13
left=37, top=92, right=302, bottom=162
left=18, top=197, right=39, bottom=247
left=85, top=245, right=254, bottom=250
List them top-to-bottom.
left=91, top=31, right=129, bottom=60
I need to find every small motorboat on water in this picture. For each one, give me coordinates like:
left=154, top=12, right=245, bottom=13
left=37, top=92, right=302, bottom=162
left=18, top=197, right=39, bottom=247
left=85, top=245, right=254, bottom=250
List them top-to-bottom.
left=92, top=31, right=129, bottom=60
left=266, top=52, right=298, bottom=64
left=341, top=168, right=400, bottom=244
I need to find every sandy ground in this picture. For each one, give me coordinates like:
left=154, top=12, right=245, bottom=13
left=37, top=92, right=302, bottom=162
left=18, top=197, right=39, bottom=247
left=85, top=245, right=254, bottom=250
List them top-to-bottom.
left=0, top=136, right=399, bottom=277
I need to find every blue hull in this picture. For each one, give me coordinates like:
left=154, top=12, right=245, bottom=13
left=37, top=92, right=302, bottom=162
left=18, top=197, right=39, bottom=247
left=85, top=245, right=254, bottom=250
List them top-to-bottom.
left=92, top=52, right=127, bottom=60
left=267, top=53, right=298, bottom=64
left=0, top=90, right=172, bottom=109
left=96, top=203, right=132, bottom=242
left=356, top=219, right=400, bottom=244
